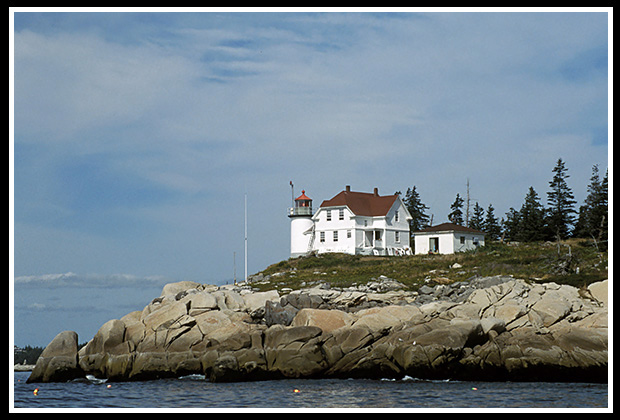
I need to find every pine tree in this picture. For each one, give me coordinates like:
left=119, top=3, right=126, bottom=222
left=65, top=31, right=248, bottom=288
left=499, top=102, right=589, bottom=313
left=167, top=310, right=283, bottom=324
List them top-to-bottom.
left=546, top=158, right=577, bottom=240
left=574, top=165, right=608, bottom=244
left=403, top=186, right=430, bottom=232
left=518, top=186, right=546, bottom=242
left=448, top=193, right=464, bottom=225
left=469, top=202, right=485, bottom=231
left=483, top=204, right=501, bottom=240
left=573, top=204, right=589, bottom=239
left=502, top=207, right=521, bottom=241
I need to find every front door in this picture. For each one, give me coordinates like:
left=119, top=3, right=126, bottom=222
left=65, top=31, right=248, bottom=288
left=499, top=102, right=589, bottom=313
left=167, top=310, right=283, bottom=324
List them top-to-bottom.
left=374, top=230, right=382, bottom=247
left=429, top=237, right=439, bottom=253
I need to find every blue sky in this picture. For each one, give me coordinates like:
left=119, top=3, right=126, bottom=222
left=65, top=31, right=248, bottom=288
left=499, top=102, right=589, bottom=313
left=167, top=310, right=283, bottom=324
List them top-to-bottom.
left=10, top=9, right=610, bottom=347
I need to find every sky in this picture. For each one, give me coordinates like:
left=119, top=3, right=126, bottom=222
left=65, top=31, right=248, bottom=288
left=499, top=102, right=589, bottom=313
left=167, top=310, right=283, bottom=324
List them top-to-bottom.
left=10, top=9, right=610, bottom=347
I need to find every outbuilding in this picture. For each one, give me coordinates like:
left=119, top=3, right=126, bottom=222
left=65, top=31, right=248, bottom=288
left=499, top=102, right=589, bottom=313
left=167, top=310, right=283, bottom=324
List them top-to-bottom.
left=412, top=222, right=485, bottom=255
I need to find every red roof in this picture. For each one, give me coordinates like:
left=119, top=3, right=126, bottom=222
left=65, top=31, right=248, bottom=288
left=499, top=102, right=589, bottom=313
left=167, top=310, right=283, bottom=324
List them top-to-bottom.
left=319, top=189, right=398, bottom=217
left=295, top=190, right=312, bottom=201
left=413, top=222, right=485, bottom=234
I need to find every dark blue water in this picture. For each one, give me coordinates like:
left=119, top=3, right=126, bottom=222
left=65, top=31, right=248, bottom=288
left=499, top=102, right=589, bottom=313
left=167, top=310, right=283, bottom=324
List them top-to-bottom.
left=12, top=372, right=608, bottom=409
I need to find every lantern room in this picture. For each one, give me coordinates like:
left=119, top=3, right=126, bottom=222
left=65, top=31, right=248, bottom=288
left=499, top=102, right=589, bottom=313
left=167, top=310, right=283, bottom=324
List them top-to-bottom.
left=288, top=190, right=313, bottom=217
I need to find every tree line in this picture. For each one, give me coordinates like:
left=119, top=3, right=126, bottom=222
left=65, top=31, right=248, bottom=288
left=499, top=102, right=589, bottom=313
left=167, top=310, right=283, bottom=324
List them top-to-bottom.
left=399, top=158, right=608, bottom=248
left=14, top=345, right=44, bottom=365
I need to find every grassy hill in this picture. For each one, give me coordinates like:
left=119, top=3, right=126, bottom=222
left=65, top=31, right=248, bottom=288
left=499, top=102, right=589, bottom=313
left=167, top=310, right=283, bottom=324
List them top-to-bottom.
left=250, top=239, right=608, bottom=292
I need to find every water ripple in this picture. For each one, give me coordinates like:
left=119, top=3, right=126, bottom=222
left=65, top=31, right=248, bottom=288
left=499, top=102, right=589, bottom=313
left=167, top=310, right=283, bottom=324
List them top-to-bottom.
left=13, top=372, right=608, bottom=409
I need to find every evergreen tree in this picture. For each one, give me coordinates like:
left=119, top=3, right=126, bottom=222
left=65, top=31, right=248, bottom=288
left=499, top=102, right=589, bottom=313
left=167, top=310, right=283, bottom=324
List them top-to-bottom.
left=546, top=158, right=577, bottom=240
left=574, top=165, right=608, bottom=243
left=403, top=186, right=430, bottom=232
left=518, top=186, right=546, bottom=242
left=448, top=193, right=464, bottom=225
left=469, top=202, right=485, bottom=231
left=483, top=204, right=501, bottom=240
left=573, top=204, right=589, bottom=239
left=502, top=207, right=521, bottom=241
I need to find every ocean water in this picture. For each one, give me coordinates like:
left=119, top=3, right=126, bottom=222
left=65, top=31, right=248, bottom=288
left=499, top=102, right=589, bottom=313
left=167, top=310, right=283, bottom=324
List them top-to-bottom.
left=12, top=371, right=608, bottom=410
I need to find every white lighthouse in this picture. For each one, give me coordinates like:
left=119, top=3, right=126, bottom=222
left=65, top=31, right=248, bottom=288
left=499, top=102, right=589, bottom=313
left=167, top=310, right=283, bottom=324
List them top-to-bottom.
left=288, top=189, right=314, bottom=258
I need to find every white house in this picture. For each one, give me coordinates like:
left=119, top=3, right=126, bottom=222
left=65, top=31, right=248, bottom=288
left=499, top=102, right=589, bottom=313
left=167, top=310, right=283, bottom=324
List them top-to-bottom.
left=288, top=185, right=413, bottom=257
left=412, top=222, right=485, bottom=255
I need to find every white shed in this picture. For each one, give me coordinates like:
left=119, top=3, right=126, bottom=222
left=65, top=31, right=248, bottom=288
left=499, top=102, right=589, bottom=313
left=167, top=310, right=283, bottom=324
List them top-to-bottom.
left=413, top=222, right=485, bottom=255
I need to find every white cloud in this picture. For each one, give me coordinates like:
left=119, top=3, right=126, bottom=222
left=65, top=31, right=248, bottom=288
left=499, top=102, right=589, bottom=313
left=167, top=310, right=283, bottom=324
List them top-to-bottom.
left=14, top=29, right=201, bottom=147
left=14, top=272, right=172, bottom=289
left=26, top=302, right=47, bottom=311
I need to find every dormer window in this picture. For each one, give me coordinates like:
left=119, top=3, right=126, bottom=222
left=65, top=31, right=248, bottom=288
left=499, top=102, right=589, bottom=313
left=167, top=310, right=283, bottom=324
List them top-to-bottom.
left=326, top=210, right=331, bottom=221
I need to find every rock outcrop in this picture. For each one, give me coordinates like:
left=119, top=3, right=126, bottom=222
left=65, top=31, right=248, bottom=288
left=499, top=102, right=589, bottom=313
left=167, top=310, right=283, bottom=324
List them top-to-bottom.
left=27, top=277, right=608, bottom=384
left=27, top=331, right=83, bottom=383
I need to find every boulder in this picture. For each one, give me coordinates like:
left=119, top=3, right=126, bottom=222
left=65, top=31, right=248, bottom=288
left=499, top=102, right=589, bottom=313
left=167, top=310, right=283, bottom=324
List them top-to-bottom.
left=588, top=280, right=608, bottom=306
left=161, top=281, right=202, bottom=297
left=213, top=290, right=246, bottom=311
left=243, top=290, right=280, bottom=314
left=283, top=290, right=325, bottom=310
left=183, top=292, right=218, bottom=316
left=142, top=300, right=188, bottom=332
left=264, top=300, right=298, bottom=326
left=353, top=305, right=422, bottom=331
left=291, top=308, right=354, bottom=333
left=121, top=310, right=146, bottom=348
left=193, top=310, right=233, bottom=337
left=93, top=319, right=126, bottom=353
left=264, top=325, right=326, bottom=378
left=27, top=331, right=83, bottom=383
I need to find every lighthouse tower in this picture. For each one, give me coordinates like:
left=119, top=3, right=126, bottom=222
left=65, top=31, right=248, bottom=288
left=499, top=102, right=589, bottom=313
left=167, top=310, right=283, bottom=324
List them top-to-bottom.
left=288, top=190, right=314, bottom=257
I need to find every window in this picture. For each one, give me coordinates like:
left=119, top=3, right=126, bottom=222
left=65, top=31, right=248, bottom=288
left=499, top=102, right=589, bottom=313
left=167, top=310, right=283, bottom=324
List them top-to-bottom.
left=339, top=208, right=344, bottom=220
left=326, top=210, right=331, bottom=221
left=395, top=211, right=399, bottom=222
left=347, top=230, right=352, bottom=239
left=333, top=231, right=338, bottom=242
left=375, top=231, right=381, bottom=241
left=395, top=231, right=400, bottom=243
left=320, top=232, right=325, bottom=242
left=460, top=236, right=465, bottom=244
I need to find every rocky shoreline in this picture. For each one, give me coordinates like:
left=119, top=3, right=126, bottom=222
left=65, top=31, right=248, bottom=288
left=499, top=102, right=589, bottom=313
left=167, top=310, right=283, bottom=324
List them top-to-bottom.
left=26, top=276, right=608, bottom=384
left=14, top=364, right=35, bottom=372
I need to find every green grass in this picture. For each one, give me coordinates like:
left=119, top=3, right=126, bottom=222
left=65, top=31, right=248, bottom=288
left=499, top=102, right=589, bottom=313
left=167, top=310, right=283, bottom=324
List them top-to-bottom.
left=250, top=239, right=608, bottom=292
